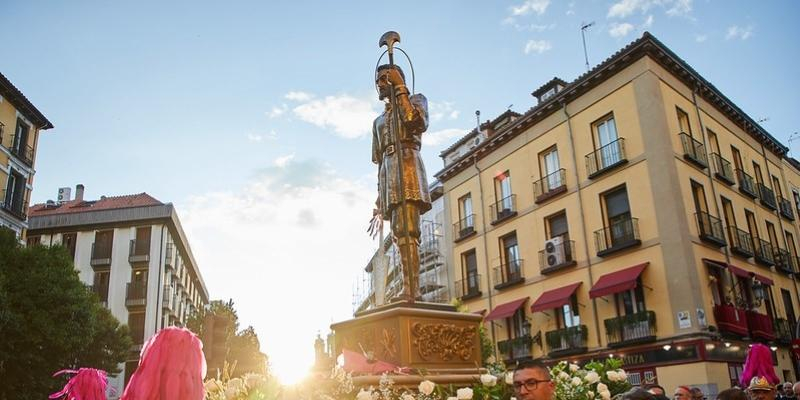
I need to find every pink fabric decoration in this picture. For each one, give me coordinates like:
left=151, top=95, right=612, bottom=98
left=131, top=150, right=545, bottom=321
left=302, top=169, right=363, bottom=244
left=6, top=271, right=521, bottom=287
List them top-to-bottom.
left=121, top=327, right=207, bottom=400
left=740, top=343, right=780, bottom=387
left=50, top=368, right=112, bottom=400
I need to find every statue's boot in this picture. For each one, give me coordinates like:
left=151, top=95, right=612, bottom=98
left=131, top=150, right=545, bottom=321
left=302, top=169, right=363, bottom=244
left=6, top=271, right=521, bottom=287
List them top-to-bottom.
left=396, top=237, right=420, bottom=302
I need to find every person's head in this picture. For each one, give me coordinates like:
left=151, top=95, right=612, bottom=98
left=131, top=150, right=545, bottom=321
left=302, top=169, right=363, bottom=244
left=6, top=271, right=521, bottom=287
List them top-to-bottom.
left=375, top=64, right=406, bottom=100
left=121, top=327, right=206, bottom=400
left=513, top=360, right=555, bottom=400
left=748, top=376, right=778, bottom=400
left=793, top=382, right=800, bottom=396
left=784, top=383, right=794, bottom=394
left=645, top=384, right=666, bottom=396
left=779, top=384, right=787, bottom=395
left=674, top=386, right=693, bottom=400
left=690, top=387, right=705, bottom=400
left=622, top=388, right=657, bottom=400
left=716, top=388, right=747, bottom=400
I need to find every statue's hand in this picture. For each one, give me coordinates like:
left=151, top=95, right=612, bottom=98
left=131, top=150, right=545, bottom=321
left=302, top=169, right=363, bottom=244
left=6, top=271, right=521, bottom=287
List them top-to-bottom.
left=384, top=68, right=405, bottom=87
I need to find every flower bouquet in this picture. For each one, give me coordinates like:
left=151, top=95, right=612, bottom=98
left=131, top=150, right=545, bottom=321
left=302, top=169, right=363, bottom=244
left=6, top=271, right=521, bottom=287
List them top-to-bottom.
left=549, top=358, right=632, bottom=400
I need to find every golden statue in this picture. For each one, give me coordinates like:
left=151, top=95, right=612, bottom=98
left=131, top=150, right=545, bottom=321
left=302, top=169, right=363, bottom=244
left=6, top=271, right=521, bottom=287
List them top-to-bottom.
left=372, top=32, right=431, bottom=302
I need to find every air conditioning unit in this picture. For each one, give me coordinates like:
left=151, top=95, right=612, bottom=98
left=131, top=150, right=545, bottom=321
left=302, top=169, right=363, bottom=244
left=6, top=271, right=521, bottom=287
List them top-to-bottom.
left=57, top=187, right=71, bottom=203
left=544, top=236, right=566, bottom=267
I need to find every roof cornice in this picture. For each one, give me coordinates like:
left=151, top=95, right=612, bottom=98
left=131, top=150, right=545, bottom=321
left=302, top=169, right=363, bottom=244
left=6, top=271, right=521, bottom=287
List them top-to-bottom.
left=0, top=72, right=53, bottom=130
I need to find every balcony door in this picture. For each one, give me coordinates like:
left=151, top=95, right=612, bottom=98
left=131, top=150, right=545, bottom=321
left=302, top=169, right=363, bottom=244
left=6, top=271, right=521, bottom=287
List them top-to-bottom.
left=596, top=115, right=619, bottom=167
left=12, top=118, right=29, bottom=154
left=541, top=147, right=561, bottom=191
left=495, top=171, right=513, bottom=212
left=603, top=187, right=632, bottom=246
left=458, top=194, right=473, bottom=229
left=745, top=210, right=759, bottom=241
left=134, top=226, right=151, bottom=255
left=94, top=230, right=114, bottom=259
left=62, top=232, right=77, bottom=262
left=501, top=233, right=520, bottom=280
left=462, top=250, right=479, bottom=295
left=93, top=271, right=110, bottom=302
left=617, top=280, right=646, bottom=316
left=781, top=289, right=797, bottom=331
left=558, top=295, right=580, bottom=328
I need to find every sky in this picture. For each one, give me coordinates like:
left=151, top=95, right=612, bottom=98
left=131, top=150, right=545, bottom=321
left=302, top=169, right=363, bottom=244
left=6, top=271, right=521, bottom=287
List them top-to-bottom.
left=3, top=0, right=800, bottom=384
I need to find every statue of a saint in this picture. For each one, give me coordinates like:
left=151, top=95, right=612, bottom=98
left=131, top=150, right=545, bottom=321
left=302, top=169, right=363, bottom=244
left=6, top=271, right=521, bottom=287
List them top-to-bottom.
left=372, top=63, right=431, bottom=302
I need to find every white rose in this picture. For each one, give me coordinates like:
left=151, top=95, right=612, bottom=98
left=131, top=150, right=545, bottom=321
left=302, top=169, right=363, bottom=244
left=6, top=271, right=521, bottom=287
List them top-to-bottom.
left=486, top=355, right=496, bottom=364
left=570, top=363, right=580, bottom=372
left=616, top=370, right=627, bottom=381
left=559, top=371, right=570, bottom=380
left=585, top=371, right=600, bottom=384
left=606, top=371, right=618, bottom=381
left=505, top=372, right=514, bottom=385
left=480, top=374, right=497, bottom=387
left=571, top=377, right=582, bottom=386
left=228, top=378, right=244, bottom=392
left=204, top=379, right=223, bottom=393
left=419, top=380, right=436, bottom=395
left=597, top=383, right=608, bottom=393
left=224, top=385, right=239, bottom=400
left=457, top=387, right=474, bottom=399
left=356, top=389, right=373, bottom=400
left=600, top=390, right=611, bottom=400
left=588, top=391, right=595, bottom=399
left=402, top=394, right=416, bottom=400
left=447, top=398, right=458, bottom=400
left=511, top=398, right=517, bottom=400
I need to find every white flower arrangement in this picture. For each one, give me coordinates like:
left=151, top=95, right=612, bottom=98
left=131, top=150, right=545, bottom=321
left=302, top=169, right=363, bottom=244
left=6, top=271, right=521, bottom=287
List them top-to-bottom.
left=549, top=359, right=632, bottom=400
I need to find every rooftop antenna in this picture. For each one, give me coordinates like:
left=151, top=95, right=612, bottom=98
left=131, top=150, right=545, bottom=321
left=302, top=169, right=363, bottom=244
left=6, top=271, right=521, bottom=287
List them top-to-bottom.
left=581, top=21, right=595, bottom=72
left=507, top=104, right=513, bottom=110
left=475, top=110, right=482, bottom=135
left=757, top=117, right=770, bottom=124
left=789, top=132, right=799, bottom=157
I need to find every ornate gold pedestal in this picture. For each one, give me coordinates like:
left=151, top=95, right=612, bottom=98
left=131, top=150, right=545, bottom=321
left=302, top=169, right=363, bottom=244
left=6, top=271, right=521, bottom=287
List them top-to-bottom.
left=331, top=302, right=484, bottom=387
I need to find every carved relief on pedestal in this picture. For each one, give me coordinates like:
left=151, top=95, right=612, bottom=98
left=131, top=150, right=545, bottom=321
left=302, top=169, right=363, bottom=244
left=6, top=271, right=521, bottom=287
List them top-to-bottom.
left=411, top=322, right=476, bottom=361
left=379, top=328, right=398, bottom=359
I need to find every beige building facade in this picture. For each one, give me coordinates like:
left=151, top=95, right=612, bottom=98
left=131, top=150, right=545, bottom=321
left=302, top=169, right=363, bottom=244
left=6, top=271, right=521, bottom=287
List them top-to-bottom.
left=436, top=32, right=800, bottom=394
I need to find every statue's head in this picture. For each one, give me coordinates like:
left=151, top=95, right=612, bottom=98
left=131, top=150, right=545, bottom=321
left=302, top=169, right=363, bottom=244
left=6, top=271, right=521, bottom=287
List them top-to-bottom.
left=375, top=64, right=405, bottom=101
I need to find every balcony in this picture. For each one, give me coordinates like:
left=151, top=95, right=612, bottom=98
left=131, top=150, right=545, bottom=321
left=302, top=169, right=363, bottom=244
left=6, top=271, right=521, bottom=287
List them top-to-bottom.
left=679, top=133, right=708, bottom=169
left=586, top=138, right=627, bottom=179
left=11, top=142, right=35, bottom=167
left=710, top=153, right=735, bottom=185
left=533, top=169, right=567, bottom=204
left=736, top=170, right=758, bottom=199
left=757, top=184, right=777, bottom=211
left=0, top=189, right=28, bottom=221
left=490, top=195, right=517, bottom=225
left=779, top=197, right=795, bottom=221
left=696, top=212, right=726, bottom=247
left=453, top=214, right=476, bottom=242
left=594, top=217, right=641, bottom=257
left=727, top=226, right=754, bottom=258
left=539, top=237, right=576, bottom=274
left=754, top=238, right=775, bottom=266
left=129, top=239, right=150, bottom=264
left=90, top=242, right=112, bottom=267
left=165, top=243, right=175, bottom=268
left=774, top=248, right=795, bottom=274
left=493, top=259, right=524, bottom=290
left=455, top=275, right=482, bottom=301
left=125, top=282, right=147, bottom=308
left=89, top=284, right=109, bottom=305
left=162, top=286, right=174, bottom=310
left=713, top=304, right=749, bottom=337
left=605, top=310, right=656, bottom=347
left=746, top=310, right=775, bottom=341
left=774, top=318, right=793, bottom=345
left=545, top=325, right=588, bottom=357
left=497, top=335, right=533, bottom=362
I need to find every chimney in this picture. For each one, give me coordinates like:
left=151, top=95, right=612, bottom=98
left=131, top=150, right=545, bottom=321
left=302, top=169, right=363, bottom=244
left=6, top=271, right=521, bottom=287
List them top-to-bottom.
left=75, top=184, right=85, bottom=202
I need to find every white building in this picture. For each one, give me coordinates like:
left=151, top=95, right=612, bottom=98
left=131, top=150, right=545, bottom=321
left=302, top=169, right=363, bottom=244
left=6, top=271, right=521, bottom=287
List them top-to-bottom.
left=27, top=185, right=209, bottom=397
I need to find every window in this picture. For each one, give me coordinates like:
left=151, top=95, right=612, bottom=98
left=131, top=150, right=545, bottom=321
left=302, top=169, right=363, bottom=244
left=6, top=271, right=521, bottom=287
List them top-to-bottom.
left=677, top=107, right=692, bottom=135
left=594, top=114, right=620, bottom=167
left=12, top=118, right=30, bottom=154
left=707, top=129, right=720, bottom=154
left=540, top=146, right=562, bottom=190
left=731, top=146, right=743, bottom=172
left=752, top=162, right=763, bottom=185
left=3, top=169, right=26, bottom=215
left=494, top=171, right=513, bottom=211
left=772, top=176, right=783, bottom=198
left=691, top=180, right=709, bottom=214
left=603, top=186, right=633, bottom=245
left=793, top=190, right=800, bottom=214
left=458, top=194, right=473, bottom=229
left=721, top=197, right=736, bottom=228
left=745, top=210, right=759, bottom=239
left=546, top=212, right=569, bottom=240
left=766, top=221, right=779, bottom=248
left=133, top=226, right=151, bottom=256
left=93, top=230, right=114, bottom=259
left=787, top=231, right=798, bottom=259
left=500, top=232, right=521, bottom=281
left=62, top=233, right=77, bottom=261
left=26, top=235, right=40, bottom=246
left=462, top=250, right=479, bottom=296
left=708, top=265, right=725, bottom=305
left=131, top=268, right=148, bottom=286
left=93, top=271, right=110, bottom=302
left=617, top=278, right=646, bottom=316
left=782, top=289, right=797, bottom=327
left=558, top=294, right=580, bottom=328
left=509, top=307, right=528, bottom=339
left=128, top=312, right=146, bottom=344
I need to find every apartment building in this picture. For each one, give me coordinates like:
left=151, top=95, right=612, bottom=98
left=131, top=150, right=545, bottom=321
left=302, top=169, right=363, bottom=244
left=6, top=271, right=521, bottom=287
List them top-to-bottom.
left=435, top=32, right=800, bottom=393
left=0, top=72, right=53, bottom=239
left=27, top=185, right=209, bottom=397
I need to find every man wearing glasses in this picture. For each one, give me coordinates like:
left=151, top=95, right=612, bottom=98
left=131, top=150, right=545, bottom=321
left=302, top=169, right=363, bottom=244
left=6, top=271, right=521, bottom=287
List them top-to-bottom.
left=512, top=360, right=555, bottom=400
left=748, top=376, right=778, bottom=400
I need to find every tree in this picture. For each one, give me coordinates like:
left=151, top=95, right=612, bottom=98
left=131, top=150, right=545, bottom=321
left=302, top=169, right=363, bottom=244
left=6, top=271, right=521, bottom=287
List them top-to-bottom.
left=0, top=228, right=132, bottom=400
left=187, top=299, right=269, bottom=377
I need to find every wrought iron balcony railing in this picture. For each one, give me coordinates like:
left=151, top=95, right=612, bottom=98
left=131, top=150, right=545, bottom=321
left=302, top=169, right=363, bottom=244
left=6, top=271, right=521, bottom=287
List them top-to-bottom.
left=679, top=133, right=708, bottom=168
left=586, top=138, right=627, bottom=178
left=11, top=142, right=35, bottom=167
left=710, top=153, right=735, bottom=185
left=533, top=169, right=567, bottom=203
left=736, top=169, right=758, bottom=198
left=758, top=183, right=777, bottom=210
left=0, top=189, right=28, bottom=221
left=490, top=195, right=517, bottom=224
left=779, top=196, right=795, bottom=221
left=696, top=211, right=726, bottom=247
left=453, top=214, right=476, bottom=241
left=594, top=216, right=640, bottom=257
left=727, top=226, right=754, bottom=258
left=539, top=237, right=576, bottom=274
left=754, top=238, right=775, bottom=266
left=129, top=239, right=150, bottom=263
left=90, top=242, right=113, bottom=266
left=774, top=248, right=795, bottom=274
left=493, top=259, right=524, bottom=289
left=455, top=275, right=482, bottom=300
left=125, top=282, right=147, bottom=307
left=604, top=310, right=656, bottom=347
left=775, top=318, right=793, bottom=344
left=545, top=325, right=588, bottom=357
left=497, top=334, right=533, bottom=362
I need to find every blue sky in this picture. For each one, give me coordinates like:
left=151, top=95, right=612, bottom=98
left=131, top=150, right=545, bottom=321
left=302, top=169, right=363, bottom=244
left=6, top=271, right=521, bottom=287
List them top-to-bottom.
left=3, top=0, right=799, bottom=382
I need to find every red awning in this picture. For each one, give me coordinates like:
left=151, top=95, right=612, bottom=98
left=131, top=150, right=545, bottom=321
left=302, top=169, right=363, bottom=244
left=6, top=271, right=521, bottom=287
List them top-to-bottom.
left=704, top=259, right=773, bottom=285
left=589, top=262, right=648, bottom=299
left=531, top=283, right=582, bottom=312
left=484, top=297, right=528, bottom=321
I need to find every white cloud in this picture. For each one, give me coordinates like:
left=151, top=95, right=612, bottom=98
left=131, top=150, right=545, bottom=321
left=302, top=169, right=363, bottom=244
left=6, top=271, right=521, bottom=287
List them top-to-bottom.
left=510, top=0, right=551, bottom=16
left=607, top=0, right=692, bottom=18
left=608, top=0, right=645, bottom=18
left=666, top=0, right=692, bottom=16
left=566, top=2, right=575, bottom=15
left=642, top=14, right=654, bottom=28
left=509, top=22, right=558, bottom=32
left=609, top=22, right=635, bottom=38
left=726, top=25, right=753, bottom=40
left=695, top=34, right=707, bottom=43
left=524, top=39, right=553, bottom=54
left=284, top=91, right=314, bottom=102
left=292, top=94, right=379, bottom=139
left=428, top=101, right=461, bottom=122
left=267, top=104, right=288, bottom=118
left=423, top=128, right=469, bottom=147
left=247, top=130, right=277, bottom=142
left=273, top=153, right=295, bottom=167
left=180, top=159, right=376, bottom=384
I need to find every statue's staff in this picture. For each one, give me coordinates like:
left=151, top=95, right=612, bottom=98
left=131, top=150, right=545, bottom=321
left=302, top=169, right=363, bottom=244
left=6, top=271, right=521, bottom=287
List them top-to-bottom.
left=379, top=31, right=415, bottom=302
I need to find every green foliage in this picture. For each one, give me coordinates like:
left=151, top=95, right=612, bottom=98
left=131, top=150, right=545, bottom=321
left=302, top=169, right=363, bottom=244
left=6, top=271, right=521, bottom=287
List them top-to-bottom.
left=0, top=228, right=131, bottom=400
left=478, top=323, right=495, bottom=365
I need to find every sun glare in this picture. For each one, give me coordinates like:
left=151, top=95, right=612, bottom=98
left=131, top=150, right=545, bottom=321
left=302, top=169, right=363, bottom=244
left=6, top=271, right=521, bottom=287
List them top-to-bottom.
left=271, top=352, right=313, bottom=386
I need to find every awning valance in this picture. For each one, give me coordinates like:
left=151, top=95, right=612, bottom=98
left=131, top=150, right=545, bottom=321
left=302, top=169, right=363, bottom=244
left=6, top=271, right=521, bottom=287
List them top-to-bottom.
left=703, top=258, right=773, bottom=285
left=589, top=262, right=648, bottom=299
left=531, top=283, right=581, bottom=312
left=484, top=297, right=528, bottom=321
